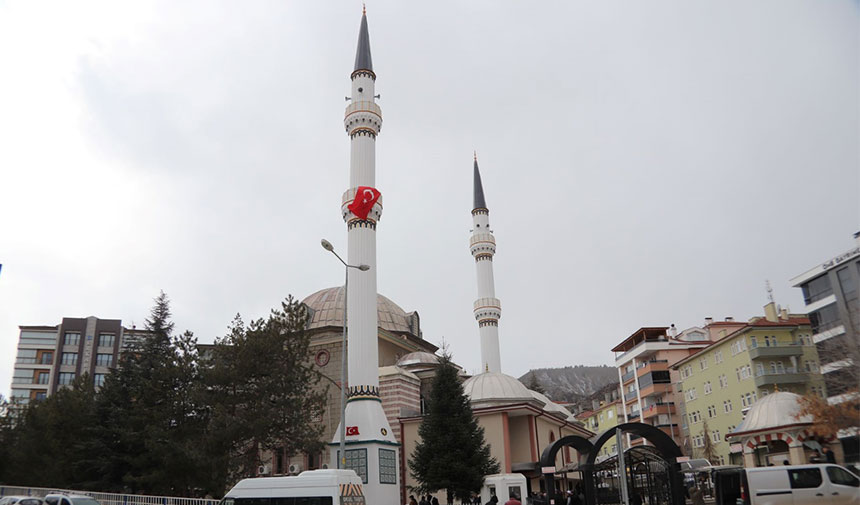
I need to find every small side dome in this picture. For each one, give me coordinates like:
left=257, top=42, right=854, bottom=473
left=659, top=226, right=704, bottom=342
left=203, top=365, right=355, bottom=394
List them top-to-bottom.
left=397, top=352, right=439, bottom=367
left=463, top=372, right=538, bottom=408
left=530, top=390, right=572, bottom=419
left=731, top=391, right=812, bottom=435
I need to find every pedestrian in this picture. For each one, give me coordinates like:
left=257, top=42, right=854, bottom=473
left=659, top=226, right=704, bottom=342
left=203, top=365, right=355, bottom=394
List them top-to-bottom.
left=822, top=446, right=837, bottom=463
left=782, top=460, right=790, bottom=466
left=689, top=485, right=705, bottom=505
left=504, top=493, right=521, bottom=505
left=630, top=493, right=642, bottom=505
left=419, top=495, right=429, bottom=505
left=488, top=495, right=499, bottom=505
left=409, top=496, right=418, bottom=505
left=432, top=497, right=439, bottom=505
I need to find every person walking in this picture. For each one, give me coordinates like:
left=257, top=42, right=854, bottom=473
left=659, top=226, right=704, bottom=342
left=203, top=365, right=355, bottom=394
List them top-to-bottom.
left=822, top=446, right=837, bottom=463
left=504, top=493, right=521, bottom=505
left=409, top=496, right=418, bottom=505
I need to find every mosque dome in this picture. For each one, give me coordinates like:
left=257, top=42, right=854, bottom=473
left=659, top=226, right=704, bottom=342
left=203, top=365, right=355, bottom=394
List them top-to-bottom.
left=302, top=286, right=420, bottom=336
left=397, top=352, right=440, bottom=367
left=463, top=372, right=539, bottom=408
left=731, top=392, right=813, bottom=435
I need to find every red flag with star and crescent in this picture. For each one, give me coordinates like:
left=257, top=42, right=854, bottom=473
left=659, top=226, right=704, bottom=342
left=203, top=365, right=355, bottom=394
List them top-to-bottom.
left=348, top=186, right=380, bottom=220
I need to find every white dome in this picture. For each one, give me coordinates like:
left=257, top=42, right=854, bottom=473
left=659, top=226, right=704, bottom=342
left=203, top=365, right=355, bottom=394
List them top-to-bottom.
left=302, top=286, right=419, bottom=336
left=397, top=352, right=440, bottom=367
left=463, top=372, right=538, bottom=408
left=530, top=390, right=572, bottom=419
left=732, top=392, right=813, bottom=435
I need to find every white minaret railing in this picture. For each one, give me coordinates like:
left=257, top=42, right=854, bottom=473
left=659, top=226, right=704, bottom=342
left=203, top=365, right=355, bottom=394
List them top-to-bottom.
left=471, top=155, right=502, bottom=373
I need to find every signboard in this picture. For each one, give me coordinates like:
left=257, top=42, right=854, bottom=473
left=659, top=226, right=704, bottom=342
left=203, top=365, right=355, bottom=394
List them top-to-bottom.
left=730, top=444, right=743, bottom=453
left=676, top=456, right=690, bottom=463
left=339, top=483, right=366, bottom=505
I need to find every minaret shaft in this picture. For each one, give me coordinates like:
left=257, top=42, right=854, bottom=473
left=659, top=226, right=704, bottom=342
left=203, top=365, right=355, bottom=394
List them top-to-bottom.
left=331, top=12, right=399, bottom=505
left=470, top=159, right=502, bottom=373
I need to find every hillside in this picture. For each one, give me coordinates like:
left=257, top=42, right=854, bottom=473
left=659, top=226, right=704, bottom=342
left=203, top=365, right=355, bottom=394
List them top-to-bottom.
left=519, top=365, right=619, bottom=404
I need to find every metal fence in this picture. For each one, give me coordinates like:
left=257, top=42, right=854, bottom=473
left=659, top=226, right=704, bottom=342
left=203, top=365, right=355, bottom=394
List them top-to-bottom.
left=0, top=486, right=219, bottom=505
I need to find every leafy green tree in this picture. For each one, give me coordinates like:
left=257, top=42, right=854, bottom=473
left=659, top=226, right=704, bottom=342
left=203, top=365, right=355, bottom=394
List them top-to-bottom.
left=204, top=296, right=328, bottom=491
left=410, top=351, right=499, bottom=504
left=2, top=374, right=98, bottom=487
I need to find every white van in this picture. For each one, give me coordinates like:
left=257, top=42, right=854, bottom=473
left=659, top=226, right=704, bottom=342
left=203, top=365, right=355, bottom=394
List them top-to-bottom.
left=713, top=464, right=859, bottom=505
left=221, top=469, right=365, bottom=505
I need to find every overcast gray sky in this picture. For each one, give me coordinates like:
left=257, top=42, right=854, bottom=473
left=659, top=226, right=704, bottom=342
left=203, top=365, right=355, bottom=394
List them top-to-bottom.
left=2, top=1, right=858, bottom=397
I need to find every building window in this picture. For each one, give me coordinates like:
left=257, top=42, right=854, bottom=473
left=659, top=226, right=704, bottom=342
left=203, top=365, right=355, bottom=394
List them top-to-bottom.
left=802, top=275, right=833, bottom=304
left=810, top=304, right=841, bottom=335
left=64, top=332, right=80, bottom=346
left=98, top=333, right=116, bottom=348
left=750, top=336, right=758, bottom=348
left=714, top=350, right=723, bottom=363
left=40, top=351, right=53, bottom=364
left=61, top=352, right=78, bottom=365
left=96, top=354, right=113, bottom=367
left=699, top=357, right=708, bottom=370
left=11, top=369, right=32, bottom=384
left=37, top=372, right=50, bottom=384
left=58, top=372, right=75, bottom=385
left=94, top=373, right=106, bottom=388
left=719, top=374, right=728, bottom=388
left=704, top=382, right=712, bottom=395
left=686, top=388, right=697, bottom=401
left=34, top=391, right=47, bottom=401
left=723, top=400, right=733, bottom=413
left=707, top=405, right=716, bottom=418
left=690, top=411, right=701, bottom=423
left=712, top=430, right=721, bottom=443
left=343, top=448, right=367, bottom=484
left=379, top=449, right=396, bottom=484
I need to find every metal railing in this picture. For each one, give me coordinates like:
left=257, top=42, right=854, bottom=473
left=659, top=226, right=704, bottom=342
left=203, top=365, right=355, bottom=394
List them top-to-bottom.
left=754, top=366, right=801, bottom=377
left=0, top=486, right=219, bottom=505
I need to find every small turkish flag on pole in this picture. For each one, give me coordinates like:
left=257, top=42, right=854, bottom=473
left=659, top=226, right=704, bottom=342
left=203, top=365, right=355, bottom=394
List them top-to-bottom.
left=348, top=186, right=381, bottom=220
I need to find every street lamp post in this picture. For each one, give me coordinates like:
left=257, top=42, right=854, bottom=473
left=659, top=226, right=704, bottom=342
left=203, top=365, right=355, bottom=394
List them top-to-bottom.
left=320, top=238, right=369, bottom=469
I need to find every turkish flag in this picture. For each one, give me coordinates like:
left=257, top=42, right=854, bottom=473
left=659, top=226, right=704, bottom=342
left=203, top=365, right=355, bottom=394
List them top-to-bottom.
left=347, top=186, right=381, bottom=220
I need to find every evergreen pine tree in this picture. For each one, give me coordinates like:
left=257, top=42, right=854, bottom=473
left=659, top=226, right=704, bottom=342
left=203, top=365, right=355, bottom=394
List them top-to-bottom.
left=204, top=296, right=328, bottom=490
left=410, top=351, right=499, bottom=504
left=523, top=372, right=545, bottom=395
left=698, top=421, right=718, bottom=464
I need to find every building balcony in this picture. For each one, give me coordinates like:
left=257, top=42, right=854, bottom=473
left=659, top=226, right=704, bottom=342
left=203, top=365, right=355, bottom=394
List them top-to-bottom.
left=749, top=344, right=803, bottom=360
left=637, top=360, right=668, bottom=377
left=754, top=367, right=810, bottom=388
left=622, top=370, right=636, bottom=384
left=638, top=382, right=673, bottom=398
left=624, top=390, right=638, bottom=403
left=642, top=402, right=675, bottom=419
left=628, top=411, right=640, bottom=421
left=656, top=424, right=680, bottom=439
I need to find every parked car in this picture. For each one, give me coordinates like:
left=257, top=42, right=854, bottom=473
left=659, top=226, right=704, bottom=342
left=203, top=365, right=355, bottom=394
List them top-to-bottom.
left=711, top=463, right=859, bottom=505
left=43, top=495, right=100, bottom=505
left=0, top=497, right=47, bottom=505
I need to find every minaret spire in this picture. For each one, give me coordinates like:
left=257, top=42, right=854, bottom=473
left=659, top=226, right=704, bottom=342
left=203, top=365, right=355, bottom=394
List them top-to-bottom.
left=354, top=7, right=373, bottom=74
left=473, top=153, right=487, bottom=211
left=470, top=155, right=502, bottom=374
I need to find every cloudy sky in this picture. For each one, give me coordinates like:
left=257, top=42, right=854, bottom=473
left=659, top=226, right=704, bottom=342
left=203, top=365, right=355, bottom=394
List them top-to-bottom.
left=1, top=1, right=858, bottom=397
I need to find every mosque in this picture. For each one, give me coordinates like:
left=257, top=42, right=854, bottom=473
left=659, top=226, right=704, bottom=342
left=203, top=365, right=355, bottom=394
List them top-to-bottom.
left=266, top=9, right=594, bottom=503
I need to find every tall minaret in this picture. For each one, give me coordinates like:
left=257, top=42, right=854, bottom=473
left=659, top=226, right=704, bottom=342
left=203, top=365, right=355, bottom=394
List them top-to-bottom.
left=332, top=9, right=399, bottom=505
left=470, top=154, right=502, bottom=373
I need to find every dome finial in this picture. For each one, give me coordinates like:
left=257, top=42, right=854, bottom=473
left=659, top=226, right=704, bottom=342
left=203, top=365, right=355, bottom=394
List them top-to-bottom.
left=362, top=3, right=366, bottom=15
left=474, top=150, right=477, bottom=162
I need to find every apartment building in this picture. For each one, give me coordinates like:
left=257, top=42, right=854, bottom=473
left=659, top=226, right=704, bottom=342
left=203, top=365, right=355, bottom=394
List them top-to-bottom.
left=790, top=233, right=860, bottom=402
left=673, top=303, right=824, bottom=465
left=10, top=317, right=145, bottom=406
left=612, top=326, right=712, bottom=450
left=575, top=398, right=622, bottom=461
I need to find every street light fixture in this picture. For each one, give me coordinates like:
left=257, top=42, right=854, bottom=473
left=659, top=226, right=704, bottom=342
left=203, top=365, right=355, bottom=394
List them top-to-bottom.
left=320, top=238, right=370, bottom=469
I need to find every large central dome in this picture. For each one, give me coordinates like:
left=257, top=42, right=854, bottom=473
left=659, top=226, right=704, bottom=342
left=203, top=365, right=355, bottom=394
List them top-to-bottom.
left=301, top=286, right=420, bottom=336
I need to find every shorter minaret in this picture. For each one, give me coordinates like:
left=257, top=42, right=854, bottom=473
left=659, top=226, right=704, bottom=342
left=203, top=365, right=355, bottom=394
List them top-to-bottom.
left=470, top=154, right=502, bottom=373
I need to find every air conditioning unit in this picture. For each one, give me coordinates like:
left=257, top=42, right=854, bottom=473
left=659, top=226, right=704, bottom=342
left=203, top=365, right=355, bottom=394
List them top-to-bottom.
left=288, top=463, right=303, bottom=475
left=258, top=464, right=271, bottom=476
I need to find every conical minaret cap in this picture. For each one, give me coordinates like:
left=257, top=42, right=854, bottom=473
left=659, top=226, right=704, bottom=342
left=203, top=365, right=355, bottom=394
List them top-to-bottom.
left=354, top=10, right=373, bottom=73
left=473, top=155, right=487, bottom=211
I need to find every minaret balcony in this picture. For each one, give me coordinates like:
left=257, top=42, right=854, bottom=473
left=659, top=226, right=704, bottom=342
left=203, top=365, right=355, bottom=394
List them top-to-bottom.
left=344, top=101, right=382, bottom=135
left=470, top=233, right=496, bottom=256
left=473, top=298, right=501, bottom=321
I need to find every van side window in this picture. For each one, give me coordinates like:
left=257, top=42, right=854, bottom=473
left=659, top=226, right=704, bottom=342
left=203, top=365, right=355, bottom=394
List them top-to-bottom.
left=827, top=466, right=860, bottom=487
left=789, top=468, right=823, bottom=489
left=236, top=498, right=332, bottom=505
left=45, top=499, right=59, bottom=505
